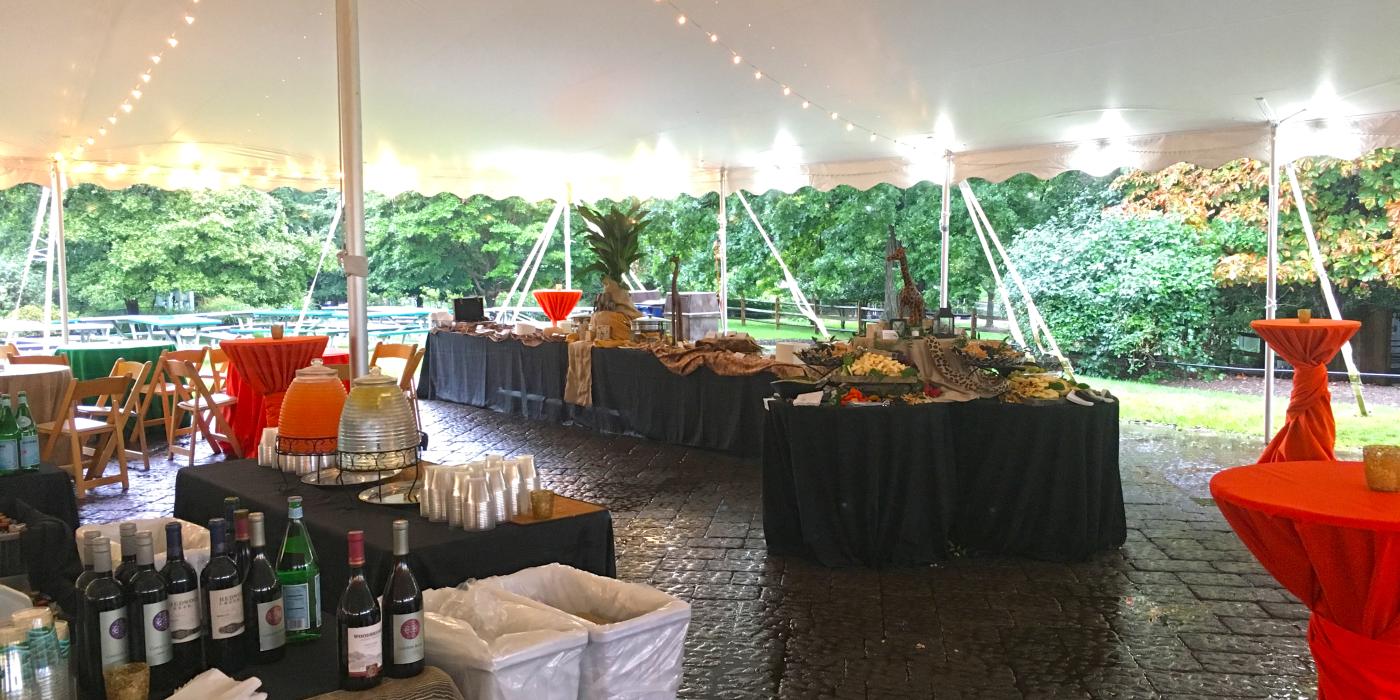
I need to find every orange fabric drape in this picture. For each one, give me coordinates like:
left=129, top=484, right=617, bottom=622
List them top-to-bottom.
left=1250, top=319, right=1360, bottom=463
left=221, top=336, right=329, bottom=453
left=1211, top=461, right=1400, bottom=699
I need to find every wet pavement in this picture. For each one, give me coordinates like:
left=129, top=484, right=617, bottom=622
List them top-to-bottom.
left=76, top=403, right=1317, bottom=699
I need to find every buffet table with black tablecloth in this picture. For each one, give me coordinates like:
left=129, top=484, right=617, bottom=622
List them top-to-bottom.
left=419, top=332, right=776, bottom=455
left=763, top=400, right=1124, bottom=566
left=173, top=460, right=615, bottom=612
left=0, top=464, right=79, bottom=530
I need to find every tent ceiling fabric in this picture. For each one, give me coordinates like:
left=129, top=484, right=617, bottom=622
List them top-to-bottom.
left=3, top=0, right=1400, bottom=198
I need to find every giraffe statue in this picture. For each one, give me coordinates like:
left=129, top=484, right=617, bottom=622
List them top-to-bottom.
left=886, top=245, right=925, bottom=328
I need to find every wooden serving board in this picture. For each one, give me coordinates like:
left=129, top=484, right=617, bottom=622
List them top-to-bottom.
left=510, top=494, right=606, bottom=525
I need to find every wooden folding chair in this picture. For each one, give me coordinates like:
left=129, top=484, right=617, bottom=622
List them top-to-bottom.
left=369, top=341, right=419, bottom=384
left=1, top=343, right=19, bottom=359
left=200, top=347, right=231, bottom=393
left=142, top=348, right=208, bottom=448
left=9, top=354, right=70, bottom=366
left=76, top=358, right=154, bottom=470
left=164, top=358, right=241, bottom=467
left=38, top=376, right=135, bottom=499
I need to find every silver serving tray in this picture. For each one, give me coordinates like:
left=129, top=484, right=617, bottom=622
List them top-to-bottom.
left=357, top=481, right=421, bottom=506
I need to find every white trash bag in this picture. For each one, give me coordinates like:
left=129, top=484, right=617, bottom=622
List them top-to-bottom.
left=76, top=517, right=211, bottom=574
left=472, top=564, right=691, bottom=700
left=424, top=586, right=588, bottom=700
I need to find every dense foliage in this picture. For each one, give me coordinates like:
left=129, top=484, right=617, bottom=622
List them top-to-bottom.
left=0, top=149, right=1396, bottom=378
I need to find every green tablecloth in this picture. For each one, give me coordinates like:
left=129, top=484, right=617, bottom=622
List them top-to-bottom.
left=56, top=340, right=176, bottom=380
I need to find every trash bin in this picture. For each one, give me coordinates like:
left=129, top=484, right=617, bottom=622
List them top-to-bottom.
left=76, top=518, right=210, bottom=574
left=473, top=563, right=691, bottom=700
left=424, top=586, right=588, bottom=700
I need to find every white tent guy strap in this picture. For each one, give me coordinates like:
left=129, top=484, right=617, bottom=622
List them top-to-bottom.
left=3, top=0, right=1400, bottom=198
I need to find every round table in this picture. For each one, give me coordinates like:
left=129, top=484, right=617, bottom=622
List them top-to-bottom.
left=1250, top=319, right=1361, bottom=463
left=220, top=336, right=330, bottom=454
left=56, top=340, right=176, bottom=380
left=0, top=363, right=72, bottom=424
left=1211, top=460, right=1400, bottom=697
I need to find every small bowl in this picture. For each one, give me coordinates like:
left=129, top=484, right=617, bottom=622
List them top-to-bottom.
left=1363, top=445, right=1400, bottom=492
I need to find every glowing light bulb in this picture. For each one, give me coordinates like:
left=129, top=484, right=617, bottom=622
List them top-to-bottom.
left=676, top=14, right=686, bottom=25
left=184, top=15, right=195, bottom=24
left=709, top=33, right=718, bottom=43
left=167, top=37, right=179, bottom=47
left=150, top=55, right=161, bottom=64
left=732, top=55, right=742, bottom=65
left=754, top=70, right=762, bottom=80
left=140, top=72, right=152, bottom=83
left=782, top=86, right=791, bottom=96
left=131, top=89, right=142, bottom=99
left=801, top=100, right=810, bottom=109
left=120, top=103, right=133, bottom=113
left=830, top=111, right=839, bottom=120
left=107, top=116, right=118, bottom=124
left=846, top=122, right=854, bottom=131
left=97, top=127, right=107, bottom=136
left=869, top=133, right=877, bottom=142
left=85, top=137, right=95, bottom=145
left=51, top=152, right=65, bottom=161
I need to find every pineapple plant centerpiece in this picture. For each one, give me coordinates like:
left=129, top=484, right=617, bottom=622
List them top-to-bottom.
left=578, top=202, right=650, bottom=341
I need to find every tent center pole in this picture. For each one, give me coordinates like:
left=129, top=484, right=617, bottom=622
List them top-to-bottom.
left=336, top=0, right=369, bottom=377
left=1263, top=122, right=1279, bottom=443
left=938, top=151, right=952, bottom=309
left=48, top=161, right=70, bottom=345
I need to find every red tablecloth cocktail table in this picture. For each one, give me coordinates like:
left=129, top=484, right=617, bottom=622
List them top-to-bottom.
left=1250, top=319, right=1360, bottom=463
left=221, top=336, right=330, bottom=453
left=1211, top=460, right=1400, bottom=698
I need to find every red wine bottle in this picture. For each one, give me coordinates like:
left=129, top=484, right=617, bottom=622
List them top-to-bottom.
left=233, top=508, right=253, bottom=583
left=243, top=512, right=287, bottom=664
left=201, top=517, right=247, bottom=673
left=381, top=519, right=424, bottom=678
left=114, top=521, right=139, bottom=591
left=160, top=521, right=206, bottom=686
left=72, top=530, right=101, bottom=676
left=127, top=530, right=175, bottom=693
left=337, top=530, right=382, bottom=691
left=78, top=537, right=128, bottom=698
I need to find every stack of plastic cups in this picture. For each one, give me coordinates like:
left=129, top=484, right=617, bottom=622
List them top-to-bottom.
left=513, top=455, right=537, bottom=516
left=502, top=460, right=521, bottom=520
left=484, top=461, right=509, bottom=523
left=418, top=463, right=436, bottom=519
left=428, top=465, right=455, bottom=523
left=447, top=468, right=469, bottom=528
left=462, top=473, right=496, bottom=531
left=25, top=619, right=60, bottom=700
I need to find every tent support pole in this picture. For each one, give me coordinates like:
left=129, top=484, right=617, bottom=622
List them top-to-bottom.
left=336, top=0, right=369, bottom=377
left=1264, top=122, right=1279, bottom=443
left=938, top=151, right=952, bottom=308
left=48, top=162, right=70, bottom=344
left=1286, top=163, right=1367, bottom=416
left=718, top=168, right=729, bottom=333
left=563, top=182, right=573, bottom=290
left=962, top=182, right=1029, bottom=350
left=296, top=196, right=345, bottom=334
left=510, top=201, right=564, bottom=323
left=495, top=202, right=559, bottom=323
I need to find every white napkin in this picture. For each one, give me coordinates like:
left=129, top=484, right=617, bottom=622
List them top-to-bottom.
left=792, top=391, right=824, bottom=406
left=169, top=669, right=266, bottom=700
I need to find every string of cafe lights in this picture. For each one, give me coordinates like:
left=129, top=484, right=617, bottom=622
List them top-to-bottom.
left=58, top=0, right=203, bottom=163
left=654, top=0, right=925, bottom=151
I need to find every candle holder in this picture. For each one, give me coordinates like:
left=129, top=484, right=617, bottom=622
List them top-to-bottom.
left=1363, top=445, right=1400, bottom=492
left=530, top=489, right=555, bottom=519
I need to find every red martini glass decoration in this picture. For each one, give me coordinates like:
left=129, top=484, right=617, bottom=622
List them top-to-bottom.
left=533, top=288, right=582, bottom=328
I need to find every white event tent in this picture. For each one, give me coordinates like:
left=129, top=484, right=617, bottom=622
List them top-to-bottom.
left=3, top=0, right=1400, bottom=423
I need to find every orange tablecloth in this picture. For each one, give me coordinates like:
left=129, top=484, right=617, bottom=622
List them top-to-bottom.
left=1250, top=319, right=1360, bottom=463
left=221, top=336, right=329, bottom=454
left=1212, top=461, right=1400, bottom=698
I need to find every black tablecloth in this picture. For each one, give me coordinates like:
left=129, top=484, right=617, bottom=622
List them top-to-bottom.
left=420, top=332, right=776, bottom=455
left=763, top=400, right=1124, bottom=566
left=174, top=461, right=616, bottom=612
left=0, top=464, right=79, bottom=530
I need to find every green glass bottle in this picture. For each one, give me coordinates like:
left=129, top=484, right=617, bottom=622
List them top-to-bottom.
left=16, top=392, right=39, bottom=471
left=0, top=394, right=18, bottom=475
left=275, top=496, right=322, bottom=643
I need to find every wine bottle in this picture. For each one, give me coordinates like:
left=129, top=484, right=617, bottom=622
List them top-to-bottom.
left=15, top=392, right=39, bottom=471
left=0, top=394, right=17, bottom=475
left=223, top=496, right=240, bottom=540
left=276, top=496, right=322, bottom=643
left=232, top=508, right=252, bottom=583
left=243, top=512, right=286, bottom=664
left=200, top=517, right=246, bottom=673
left=381, top=519, right=424, bottom=678
left=114, top=521, right=139, bottom=591
left=160, top=521, right=205, bottom=686
left=72, top=530, right=102, bottom=687
left=127, top=530, right=175, bottom=693
left=337, top=530, right=382, bottom=690
left=78, top=537, right=127, bottom=698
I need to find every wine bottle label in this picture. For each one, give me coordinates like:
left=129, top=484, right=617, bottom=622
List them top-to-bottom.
left=18, top=434, right=38, bottom=468
left=0, top=441, right=17, bottom=472
left=283, top=583, right=312, bottom=631
left=209, top=587, right=245, bottom=640
left=168, top=589, right=202, bottom=643
left=256, top=597, right=287, bottom=651
left=142, top=600, right=173, bottom=665
left=98, top=608, right=130, bottom=668
left=392, top=611, right=424, bottom=664
left=345, top=620, right=383, bottom=678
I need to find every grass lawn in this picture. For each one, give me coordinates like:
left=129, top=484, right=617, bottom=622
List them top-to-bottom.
left=1089, top=376, right=1400, bottom=450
